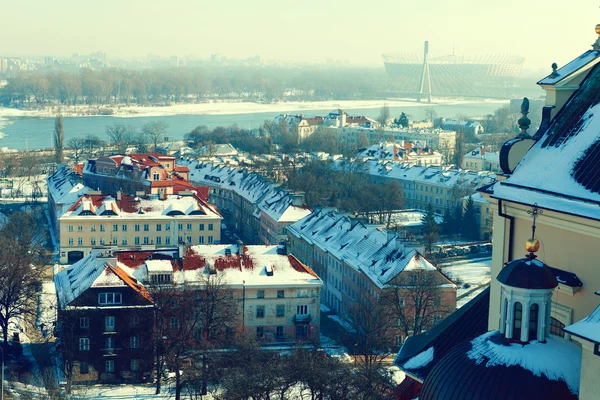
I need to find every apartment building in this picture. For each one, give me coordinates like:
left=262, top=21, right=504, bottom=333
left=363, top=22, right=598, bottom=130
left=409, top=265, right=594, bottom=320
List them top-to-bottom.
left=355, top=142, right=443, bottom=166
left=462, top=147, right=501, bottom=172
left=82, top=153, right=192, bottom=196
left=350, top=160, right=496, bottom=215
left=182, top=161, right=311, bottom=245
left=47, top=165, right=91, bottom=236
left=58, top=192, right=222, bottom=263
left=287, top=209, right=456, bottom=344
left=54, top=254, right=155, bottom=384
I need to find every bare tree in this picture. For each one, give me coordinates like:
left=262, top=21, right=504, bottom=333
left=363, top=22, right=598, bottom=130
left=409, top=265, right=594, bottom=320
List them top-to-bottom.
left=376, top=104, right=390, bottom=128
left=53, top=115, right=64, bottom=164
left=142, top=121, right=168, bottom=152
left=105, top=123, right=133, bottom=154
left=84, top=133, right=105, bottom=156
left=67, top=137, right=85, bottom=163
left=0, top=211, right=47, bottom=345
left=387, top=265, right=451, bottom=339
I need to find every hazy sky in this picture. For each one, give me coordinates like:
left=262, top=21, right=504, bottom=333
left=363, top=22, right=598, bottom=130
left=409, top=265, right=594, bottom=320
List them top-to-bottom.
left=3, top=0, right=600, bottom=72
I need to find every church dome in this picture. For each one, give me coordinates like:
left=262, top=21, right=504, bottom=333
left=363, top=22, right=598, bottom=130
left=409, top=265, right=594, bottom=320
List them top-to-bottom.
left=496, top=255, right=557, bottom=289
left=420, top=331, right=579, bottom=400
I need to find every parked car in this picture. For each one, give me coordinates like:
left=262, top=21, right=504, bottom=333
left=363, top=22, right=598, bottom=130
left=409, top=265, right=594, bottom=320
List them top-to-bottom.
left=469, top=245, right=480, bottom=254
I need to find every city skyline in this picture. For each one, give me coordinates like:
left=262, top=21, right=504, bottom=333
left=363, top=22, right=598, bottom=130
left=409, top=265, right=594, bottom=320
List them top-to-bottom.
left=3, top=0, right=600, bottom=73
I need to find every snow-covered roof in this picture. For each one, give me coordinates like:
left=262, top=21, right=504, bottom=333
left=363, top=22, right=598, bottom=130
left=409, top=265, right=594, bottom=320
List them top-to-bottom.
left=537, top=50, right=600, bottom=85
left=491, top=62, right=600, bottom=219
left=356, top=142, right=441, bottom=163
left=198, top=143, right=239, bottom=157
left=181, top=161, right=311, bottom=223
left=47, top=166, right=91, bottom=216
left=62, top=193, right=222, bottom=220
left=287, top=210, right=445, bottom=289
left=116, top=245, right=322, bottom=288
left=54, top=251, right=152, bottom=309
left=564, top=304, right=600, bottom=344
left=467, top=330, right=581, bottom=395
left=403, top=346, right=434, bottom=370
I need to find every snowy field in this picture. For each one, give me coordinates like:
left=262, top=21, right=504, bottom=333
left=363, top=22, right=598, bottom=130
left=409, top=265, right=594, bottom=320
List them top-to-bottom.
left=441, top=256, right=492, bottom=308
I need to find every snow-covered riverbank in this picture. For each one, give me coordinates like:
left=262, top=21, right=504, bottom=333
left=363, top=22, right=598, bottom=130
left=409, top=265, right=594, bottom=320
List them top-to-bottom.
left=0, top=98, right=507, bottom=119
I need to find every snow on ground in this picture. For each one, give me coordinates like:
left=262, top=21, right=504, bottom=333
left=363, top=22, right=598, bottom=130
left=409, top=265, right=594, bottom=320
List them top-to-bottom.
left=0, top=99, right=507, bottom=119
left=0, top=175, right=48, bottom=198
left=441, top=257, right=492, bottom=297
left=38, top=280, right=57, bottom=336
left=457, top=286, right=488, bottom=308
left=320, top=334, right=353, bottom=362
left=71, top=383, right=177, bottom=400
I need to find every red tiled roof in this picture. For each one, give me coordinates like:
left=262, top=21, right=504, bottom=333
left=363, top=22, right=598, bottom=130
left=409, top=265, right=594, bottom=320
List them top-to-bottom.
left=174, top=165, right=189, bottom=172
left=288, top=255, right=319, bottom=278
left=111, top=264, right=153, bottom=302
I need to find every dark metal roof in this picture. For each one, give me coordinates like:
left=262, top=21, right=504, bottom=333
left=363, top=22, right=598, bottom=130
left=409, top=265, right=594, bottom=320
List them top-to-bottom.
left=542, top=62, right=600, bottom=149
left=497, top=256, right=558, bottom=289
left=548, top=266, right=583, bottom=288
left=394, top=288, right=490, bottom=381
left=420, top=335, right=578, bottom=400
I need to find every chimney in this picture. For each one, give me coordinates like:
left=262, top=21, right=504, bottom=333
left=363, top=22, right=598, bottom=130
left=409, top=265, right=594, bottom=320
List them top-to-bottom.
left=340, top=110, right=347, bottom=127
left=480, top=146, right=486, bottom=157
left=116, top=191, right=122, bottom=201
left=178, top=239, right=187, bottom=260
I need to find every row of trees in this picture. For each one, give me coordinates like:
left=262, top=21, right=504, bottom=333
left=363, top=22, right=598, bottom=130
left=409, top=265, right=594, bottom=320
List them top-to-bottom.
left=0, top=67, right=387, bottom=108
left=185, top=125, right=274, bottom=155
left=285, top=161, right=405, bottom=226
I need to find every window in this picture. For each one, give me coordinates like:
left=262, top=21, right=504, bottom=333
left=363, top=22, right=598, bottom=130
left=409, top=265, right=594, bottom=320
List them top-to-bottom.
left=153, top=173, right=160, bottom=181
left=166, top=223, right=170, bottom=231
left=178, top=223, right=183, bottom=230
left=187, top=223, right=192, bottom=231
left=199, top=223, right=205, bottom=231
left=208, top=223, right=214, bottom=231
left=77, top=224, right=83, bottom=232
left=100, top=224, right=105, bottom=232
left=113, top=224, right=118, bottom=232
left=122, top=224, right=128, bottom=232
left=134, top=224, right=140, bottom=232
left=143, top=224, right=149, bottom=232
left=156, top=224, right=162, bottom=231
left=68, top=225, right=74, bottom=232
left=91, top=225, right=96, bottom=232
left=111, top=236, right=117, bottom=245
left=165, top=236, right=171, bottom=245
left=186, top=236, right=192, bottom=244
left=199, top=236, right=204, bottom=244
left=208, top=236, right=213, bottom=244
left=78, top=237, right=83, bottom=245
left=91, top=237, right=96, bottom=245
left=134, top=237, right=140, bottom=245
left=143, top=237, right=149, bottom=244
left=156, top=237, right=162, bottom=245
left=68, top=238, right=74, bottom=245
left=100, top=238, right=105, bottom=245
left=122, top=238, right=127, bottom=245
left=151, top=273, right=171, bottom=284
left=410, top=274, right=417, bottom=284
left=297, top=289, right=308, bottom=298
left=257, top=290, right=265, bottom=299
left=277, top=290, right=284, bottom=298
left=99, top=293, right=122, bottom=305
left=398, top=297, right=405, bottom=308
left=434, top=297, right=441, bottom=306
left=170, top=299, right=178, bottom=309
left=513, top=302, right=523, bottom=339
left=529, top=304, right=539, bottom=340
left=276, top=305, right=285, bottom=317
left=297, top=305, right=308, bottom=315
left=256, top=306, right=265, bottom=319
left=105, top=316, right=115, bottom=332
left=130, top=316, right=139, bottom=327
left=80, top=317, right=89, bottom=329
left=170, top=317, right=179, bottom=329
left=550, top=317, right=566, bottom=338
left=295, top=325, right=307, bottom=338
left=256, top=326, right=264, bottom=338
left=276, top=326, right=284, bottom=338
left=194, top=329, right=203, bottom=342
left=395, top=335, right=403, bottom=346
left=105, top=336, right=115, bottom=350
left=130, top=336, right=139, bottom=349
left=79, top=337, right=90, bottom=351
left=130, top=359, right=140, bottom=371
left=105, top=360, right=114, bottom=373
left=80, top=362, right=89, bottom=374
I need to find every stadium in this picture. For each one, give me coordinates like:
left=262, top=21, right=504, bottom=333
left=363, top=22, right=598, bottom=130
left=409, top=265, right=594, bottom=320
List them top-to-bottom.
left=382, top=41, right=525, bottom=100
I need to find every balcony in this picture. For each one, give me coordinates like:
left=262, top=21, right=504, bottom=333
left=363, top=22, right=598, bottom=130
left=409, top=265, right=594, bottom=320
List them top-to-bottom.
left=295, top=314, right=311, bottom=324
left=102, top=347, right=121, bottom=356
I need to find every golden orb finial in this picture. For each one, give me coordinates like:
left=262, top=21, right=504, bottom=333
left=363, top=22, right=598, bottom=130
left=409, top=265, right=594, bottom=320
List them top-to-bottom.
left=526, top=238, right=540, bottom=253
